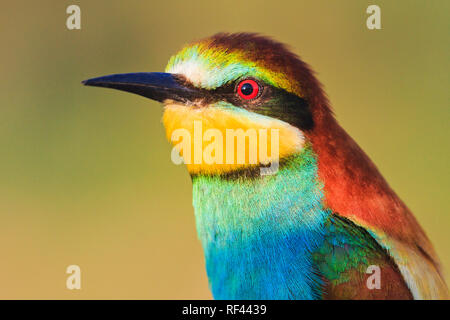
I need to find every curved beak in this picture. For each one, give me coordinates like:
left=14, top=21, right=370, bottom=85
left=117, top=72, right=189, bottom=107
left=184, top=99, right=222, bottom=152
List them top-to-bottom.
left=82, top=72, right=200, bottom=103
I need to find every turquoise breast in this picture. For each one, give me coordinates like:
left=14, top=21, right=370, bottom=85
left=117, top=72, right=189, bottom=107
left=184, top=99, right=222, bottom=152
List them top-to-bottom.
left=191, top=146, right=331, bottom=299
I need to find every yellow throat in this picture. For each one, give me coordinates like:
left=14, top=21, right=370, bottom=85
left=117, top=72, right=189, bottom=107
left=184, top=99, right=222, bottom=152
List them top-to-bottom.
left=162, top=102, right=305, bottom=175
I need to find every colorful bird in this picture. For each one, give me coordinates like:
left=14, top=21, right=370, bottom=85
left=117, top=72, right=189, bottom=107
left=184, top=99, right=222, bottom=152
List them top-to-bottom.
left=83, top=33, right=448, bottom=299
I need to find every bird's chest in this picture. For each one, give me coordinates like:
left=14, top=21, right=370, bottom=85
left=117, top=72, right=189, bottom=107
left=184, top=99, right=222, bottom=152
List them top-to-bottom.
left=191, top=153, right=329, bottom=299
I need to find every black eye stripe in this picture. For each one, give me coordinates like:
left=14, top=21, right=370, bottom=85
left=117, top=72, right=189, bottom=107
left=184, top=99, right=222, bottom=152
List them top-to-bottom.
left=176, top=77, right=314, bottom=131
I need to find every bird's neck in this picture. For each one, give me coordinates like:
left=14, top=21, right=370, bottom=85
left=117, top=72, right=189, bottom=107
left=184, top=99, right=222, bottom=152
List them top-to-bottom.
left=191, top=145, right=330, bottom=299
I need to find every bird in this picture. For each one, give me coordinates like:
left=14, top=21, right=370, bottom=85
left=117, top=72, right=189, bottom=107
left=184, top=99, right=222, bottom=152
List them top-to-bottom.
left=83, top=33, right=448, bottom=300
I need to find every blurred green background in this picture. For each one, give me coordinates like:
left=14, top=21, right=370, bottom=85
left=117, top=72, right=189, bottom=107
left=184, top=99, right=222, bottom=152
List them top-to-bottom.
left=0, top=1, right=448, bottom=299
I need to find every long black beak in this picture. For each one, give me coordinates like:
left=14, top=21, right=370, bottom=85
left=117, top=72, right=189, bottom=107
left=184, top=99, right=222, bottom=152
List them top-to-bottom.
left=82, top=72, right=199, bottom=103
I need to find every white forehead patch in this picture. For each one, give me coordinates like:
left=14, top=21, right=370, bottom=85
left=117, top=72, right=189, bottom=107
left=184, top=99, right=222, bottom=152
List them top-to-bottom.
left=167, top=59, right=209, bottom=88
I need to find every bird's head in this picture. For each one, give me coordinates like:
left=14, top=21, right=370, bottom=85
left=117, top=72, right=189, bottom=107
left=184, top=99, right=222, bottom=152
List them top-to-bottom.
left=83, top=33, right=329, bottom=175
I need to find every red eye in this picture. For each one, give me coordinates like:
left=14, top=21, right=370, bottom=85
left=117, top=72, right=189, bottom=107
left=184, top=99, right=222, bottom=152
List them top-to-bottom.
left=237, top=79, right=259, bottom=100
